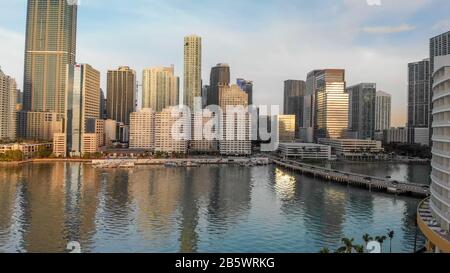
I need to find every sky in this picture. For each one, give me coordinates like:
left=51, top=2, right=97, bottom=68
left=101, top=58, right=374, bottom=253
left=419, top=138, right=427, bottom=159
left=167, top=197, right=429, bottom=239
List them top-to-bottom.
left=1, top=0, right=450, bottom=126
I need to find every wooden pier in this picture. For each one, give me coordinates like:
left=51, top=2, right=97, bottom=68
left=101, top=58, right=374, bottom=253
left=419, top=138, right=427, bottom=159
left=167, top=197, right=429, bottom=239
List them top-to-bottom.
left=271, top=157, right=430, bottom=198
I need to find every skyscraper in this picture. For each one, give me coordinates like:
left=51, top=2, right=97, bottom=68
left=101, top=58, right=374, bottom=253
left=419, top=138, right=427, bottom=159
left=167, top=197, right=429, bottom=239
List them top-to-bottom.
left=23, top=0, right=77, bottom=114
left=430, top=31, right=450, bottom=79
left=184, top=35, right=202, bottom=111
left=418, top=54, right=450, bottom=253
left=407, top=59, right=431, bottom=144
left=208, top=63, right=230, bottom=106
left=65, top=64, right=101, bottom=156
left=107, top=66, right=136, bottom=125
left=142, top=66, right=179, bottom=112
left=0, top=68, right=17, bottom=141
left=310, top=69, right=348, bottom=140
left=237, top=78, right=254, bottom=105
left=284, top=80, right=306, bottom=134
left=347, top=83, right=376, bottom=140
left=219, top=85, right=251, bottom=155
left=375, top=91, right=391, bottom=131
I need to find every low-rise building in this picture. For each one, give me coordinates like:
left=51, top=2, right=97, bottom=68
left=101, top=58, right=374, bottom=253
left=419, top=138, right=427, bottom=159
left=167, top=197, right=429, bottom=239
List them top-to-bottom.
left=384, top=127, right=408, bottom=144
left=413, top=128, right=430, bottom=146
left=82, top=133, right=98, bottom=155
left=318, top=138, right=383, bottom=159
left=0, top=142, right=52, bottom=158
left=278, top=143, right=332, bottom=160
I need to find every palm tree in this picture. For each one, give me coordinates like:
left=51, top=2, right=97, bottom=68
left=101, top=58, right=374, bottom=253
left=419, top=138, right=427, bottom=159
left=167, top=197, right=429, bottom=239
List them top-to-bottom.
left=387, top=229, right=395, bottom=253
left=362, top=234, right=373, bottom=251
left=375, top=235, right=387, bottom=253
left=337, top=238, right=355, bottom=253
left=353, top=245, right=365, bottom=253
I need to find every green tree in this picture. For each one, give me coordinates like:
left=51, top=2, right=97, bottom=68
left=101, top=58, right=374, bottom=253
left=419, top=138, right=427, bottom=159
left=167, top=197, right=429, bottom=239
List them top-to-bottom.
left=34, top=146, right=52, bottom=158
left=0, top=150, right=24, bottom=162
left=387, top=229, right=395, bottom=253
left=362, top=234, right=373, bottom=251
left=375, top=235, right=387, bottom=253
left=336, top=238, right=355, bottom=253
left=319, top=247, right=330, bottom=253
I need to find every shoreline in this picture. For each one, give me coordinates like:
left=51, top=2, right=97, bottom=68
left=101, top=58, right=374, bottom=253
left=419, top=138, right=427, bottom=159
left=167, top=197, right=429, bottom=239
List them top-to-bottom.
left=0, top=157, right=431, bottom=166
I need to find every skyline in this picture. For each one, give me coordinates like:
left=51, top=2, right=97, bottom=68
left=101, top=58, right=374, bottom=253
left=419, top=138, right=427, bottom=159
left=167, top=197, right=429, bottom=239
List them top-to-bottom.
left=1, top=0, right=450, bottom=126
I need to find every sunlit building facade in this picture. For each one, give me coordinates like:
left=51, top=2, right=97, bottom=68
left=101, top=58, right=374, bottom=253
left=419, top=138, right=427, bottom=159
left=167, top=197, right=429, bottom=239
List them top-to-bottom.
left=23, top=0, right=77, bottom=114
left=184, top=35, right=202, bottom=111
left=65, top=64, right=101, bottom=156
left=142, top=66, right=179, bottom=112
left=0, top=68, right=17, bottom=141
left=314, top=69, right=348, bottom=140
left=219, top=85, right=251, bottom=155
left=155, top=107, right=188, bottom=154
left=130, top=108, right=155, bottom=151
left=277, top=115, right=296, bottom=142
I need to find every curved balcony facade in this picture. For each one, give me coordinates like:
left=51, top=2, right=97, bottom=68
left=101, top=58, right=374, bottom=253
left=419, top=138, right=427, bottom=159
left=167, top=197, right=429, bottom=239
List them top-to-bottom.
left=430, top=57, right=450, bottom=237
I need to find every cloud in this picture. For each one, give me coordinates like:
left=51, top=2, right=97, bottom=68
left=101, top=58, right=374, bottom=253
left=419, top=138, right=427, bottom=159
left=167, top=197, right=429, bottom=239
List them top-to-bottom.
left=432, top=20, right=450, bottom=32
left=362, top=23, right=416, bottom=34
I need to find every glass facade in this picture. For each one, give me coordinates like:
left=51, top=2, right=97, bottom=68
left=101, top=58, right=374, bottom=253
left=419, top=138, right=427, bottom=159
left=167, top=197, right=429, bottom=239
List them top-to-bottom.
left=23, top=0, right=77, bottom=113
left=142, top=66, right=179, bottom=112
left=107, top=67, right=136, bottom=125
left=314, top=69, right=348, bottom=139
left=347, top=83, right=376, bottom=139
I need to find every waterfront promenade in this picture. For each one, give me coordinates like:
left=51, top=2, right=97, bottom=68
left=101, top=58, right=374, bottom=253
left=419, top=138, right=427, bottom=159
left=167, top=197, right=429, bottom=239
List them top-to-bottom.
left=271, top=157, right=430, bottom=198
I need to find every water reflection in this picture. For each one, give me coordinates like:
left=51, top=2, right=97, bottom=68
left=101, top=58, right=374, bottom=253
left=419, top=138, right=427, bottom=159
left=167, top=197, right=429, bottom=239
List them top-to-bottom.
left=0, top=163, right=424, bottom=253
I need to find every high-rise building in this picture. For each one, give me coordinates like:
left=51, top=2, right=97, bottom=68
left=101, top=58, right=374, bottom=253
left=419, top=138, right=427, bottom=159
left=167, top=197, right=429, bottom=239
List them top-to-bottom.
left=23, top=0, right=77, bottom=114
left=430, top=31, right=450, bottom=82
left=184, top=35, right=202, bottom=111
left=418, top=54, right=450, bottom=253
left=408, top=59, right=431, bottom=144
left=208, top=63, right=230, bottom=106
left=65, top=64, right=101, bottom=156
left=107, top=66, right=136, bottom=125
left=142, top=66, right=179, bottom=112
left=0, top=68, right=17, bottom=141
left=311, top=69, right=348, bottom=140
left=237, top=78, right=254, bottom=105
left=284, top=80, right=306, bottom=135
left=347, top=83, right=376, bottom=140
left=201, top=85, right=209, bottom=109
left=219, top=85, right=251, bottom=155
left=100, top=88, right=107, bottom=119
left=375, top=91, right=391, bottom=131
left=155, top=107, right=188, bottom=154
left=130, top=108, right=155, bottom=150
left=18, top=111, right=63, bottom=141
left=190, top=111, right=219, bottom=153
left=104, top=119, right=118, bottom=146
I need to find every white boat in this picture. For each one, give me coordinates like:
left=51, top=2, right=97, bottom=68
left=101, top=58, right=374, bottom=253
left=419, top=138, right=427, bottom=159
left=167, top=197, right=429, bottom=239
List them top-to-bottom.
left=164, top=162, right=178, bottom=167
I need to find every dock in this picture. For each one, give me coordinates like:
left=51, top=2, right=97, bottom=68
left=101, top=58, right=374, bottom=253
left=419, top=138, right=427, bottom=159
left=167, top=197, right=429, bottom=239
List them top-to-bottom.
left=271, top=157, right=430, bottom=198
